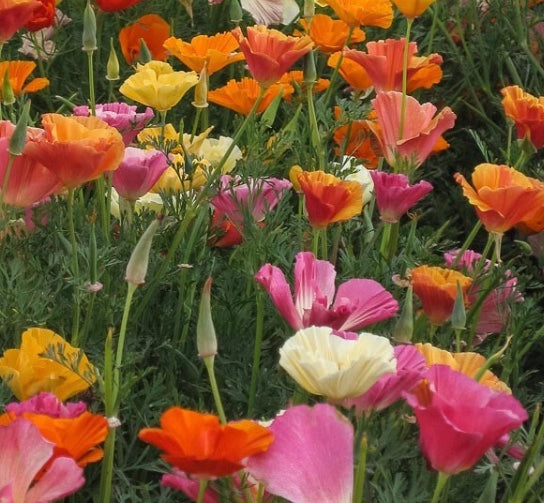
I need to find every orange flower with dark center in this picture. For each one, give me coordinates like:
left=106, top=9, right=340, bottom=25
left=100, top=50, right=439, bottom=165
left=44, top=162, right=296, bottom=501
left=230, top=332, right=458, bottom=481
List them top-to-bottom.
left=0, top=0, right=40, bottom=42
left=24, top=0, right=55, bottom=31
left=324, top=0, right=393, bottom=28
left=119, top=14, right=170, bottom=65
left=297, top=14, right=365, bottom=53
left=232, top=25, right=313, bottom=87
left=164, top=32, right=245, bottom=75
left=327, top=52, right=372, bottom=91
left=0, top=61, right=49, bottom=99
left=208, top=78, right=294, bottom=115
left=501, top=85, right=544, bottom=149
left=24, top=114, right=125, bottom=189
left=454, top=163, right=544, bottom=234
left=297, top=170, right=363, bottom=229
left=411, top=265, right=472, bottom=326
left=138, top=407, right=274, bottom=478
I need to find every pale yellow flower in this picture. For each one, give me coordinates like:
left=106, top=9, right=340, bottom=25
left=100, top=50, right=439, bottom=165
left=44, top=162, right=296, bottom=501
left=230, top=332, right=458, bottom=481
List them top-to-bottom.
left=120, top=61, right=198, bottom=112
left=279, top=326, right=396, bottom=401
left=0, top=328, right=96, bottom=401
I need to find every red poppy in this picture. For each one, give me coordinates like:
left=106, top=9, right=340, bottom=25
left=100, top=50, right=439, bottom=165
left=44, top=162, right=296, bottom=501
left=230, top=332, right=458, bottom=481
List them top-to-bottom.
left=24, top=0, right=55, bottom=31
left=119, top=14, right=170, bottom=65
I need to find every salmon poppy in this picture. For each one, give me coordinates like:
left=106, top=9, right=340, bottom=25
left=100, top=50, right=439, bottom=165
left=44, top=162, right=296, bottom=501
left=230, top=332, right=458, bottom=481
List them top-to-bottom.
left=0, top=0, right=40, bottom=42
left=94, top=0, right=143, bottom=12
left=324, top=0, right=393, bottom=28
left=391, top=0, right=435, bottom=18
left=119, top=14, right=170, bottom=65
left=297, top=14, right=365, bottom=54
left=232, top=25, right=313, bottom=87
left=164, top=32, right=245, bottom=75
left=344, top=38, right=443, bottom=92
left=327, top=52, right=372, bottom=91
left=0, top=61, right=49, bottom=100
left=208, top=78, right=294, bottom=115
left=454, top=163, right=544, bottom=234
left=297, top=170, right=363, bottom=229
left=411, top=265, right=472, bottom=325
left=138, top=407, right=274, bottom=478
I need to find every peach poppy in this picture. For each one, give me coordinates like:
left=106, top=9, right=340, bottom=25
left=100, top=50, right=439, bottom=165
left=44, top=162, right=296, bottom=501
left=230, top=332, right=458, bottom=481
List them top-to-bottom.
left=0, top=0, right=40, bottom=42
left=24, top=0, right=55, bottom=31
left=94, top=0, right=143, bottom=11
left=324, top=0, right=393, bottom=28
left=118, top=14, right=170, bottom=65
left=297, top=14, right=365, bottom=54
left=231, top=25, right=313, bottom=87
left=164, top=32, right=245, bottom=75
left=343, top=38, right=443, bottom=92
left=327, top=52, right=372, bottom=91
left=0, top=61, right=49, bottom=99
left=208, top=78, right=294, bottom=115
left=501, top=85, right=544, bottom=150
left=24, top=114, right=125, bottom=189
left=454, top=163, right=544, bottom=234
left=297, top=170, right=363, bottom=229
left=411, top=265, right=472, bottom=325
left=415, top=343, right=510, bottom=393
left=139, top=407, right=274, bottom=478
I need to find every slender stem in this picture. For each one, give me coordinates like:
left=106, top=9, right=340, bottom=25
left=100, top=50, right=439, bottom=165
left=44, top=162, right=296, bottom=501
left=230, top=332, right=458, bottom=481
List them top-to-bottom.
left=398, top=18, right=414, bottom=141
left=87, top=51, right=96, bottom=116
left=191, top=107, right=203, bottom=142
left=505, top=123, right=513, bottom=165
left=67, top=189, right=81, bottom=345
left=452, top=220, right=482, bottom=269
left=312, top=227, right=320, bottom=257
left=320, top=228, right=328, bottom=261
left=492, top=232, right=503, bottom=265
left=247, top=289, right=264, bottom=417
left=204, top=356, right=227, bottom=424
left=99, top=427, right=116, bottom=503
left=353, top=434, right=368, bottom=503
left=430, top=472, right=450, bottom=503
left=196, top=479, right=208, bottom=503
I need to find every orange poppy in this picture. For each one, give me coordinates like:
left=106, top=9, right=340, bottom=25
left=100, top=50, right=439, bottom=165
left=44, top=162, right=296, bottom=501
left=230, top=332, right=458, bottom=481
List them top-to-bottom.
left=0, top=0, right=40, bottom=42
left=324, top=0, right=393, bottom=28
left=392, top=0, right=435, bottom=18
left=118, top=14, right=170, bottom=65
left=297, top=14, right=365, bottom=54
left=232, top=25, right=313, bottom=87
left=164, top=32, right=245, bottom=75
left=343, top=38, right=443, bottom=92
left=327, top=52, right=372, bottom=91
left=0, top=61, right=49, bottom=100
left=278, top=71, right=330, bottom=98
left=208, top=78, right=294, bottom=115
left=501, top=85, right=544, bottom=150
left=24, top=114, right=125, bottom=189
left=333, top=120, right=381, bottom=168
left=454, top=163, right=544, bottom=234
left=297, top=170, right=363, bottom=229
left=411, top=265, right=472, bottom=325
left=414, top=343, right=510, bottom=393
left=138, top=407, right=274, bottom=478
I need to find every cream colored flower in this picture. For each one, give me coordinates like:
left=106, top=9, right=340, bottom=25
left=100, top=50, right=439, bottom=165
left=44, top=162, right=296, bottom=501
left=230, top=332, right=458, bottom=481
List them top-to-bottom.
left=196, top=136, right=242, bottom=173
left=338, top=156, right=374, bottom=205
left=279, top=326, right=396, bottom=401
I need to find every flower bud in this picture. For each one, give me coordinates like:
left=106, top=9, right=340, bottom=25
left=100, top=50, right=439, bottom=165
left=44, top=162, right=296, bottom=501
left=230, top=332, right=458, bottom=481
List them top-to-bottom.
left=229, top=0, right=243, bottom=23
left=303, top=0, right=315, bottom=20
left=82, top=2, right=97, bottom=53
left=106, top=38, right=120, bottom=81
left=138, top=38, right=152, bottom=64
left=303, top=50, right=317, bottom=85
left=192, top=63, right=209, bottom=109
left=2, top=71, right=15, bottom=106
left=260, top=85, right=284, bottom=128
left=8, top=101, right=31, bottom=156
left=289, top=165, right=303, bottom=192
left=125, top=218, right=160, bottom=285
left=197, top=277, right=218, bottom=359
left=451, top=281, right=466, bottom=331
left=393, top=285, right=413, bottom=343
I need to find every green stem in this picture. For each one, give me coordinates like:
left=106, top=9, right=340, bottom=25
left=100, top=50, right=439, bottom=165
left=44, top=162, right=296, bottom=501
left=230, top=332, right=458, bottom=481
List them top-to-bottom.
left=398, top=18, right=414, bottom=141
left=87, top=51, right=96, bottom=116
left=191, top=107, right=203, bottom=142
left=67, top=189, right=81, bottom=345
left=380, top=222, right=400, bottom=262
left=312, top=227, right=320, bottom=257
left=320, top=228, right=328, bottom=261
left=247, top=289, right=264, bottom=417
left=204, top=356, right=227, bottom=424
left=353, top=434, right=368, bottom=503
left=430, top=472, right=450, bottom=503
left=196, top=479, right=208, bottom=503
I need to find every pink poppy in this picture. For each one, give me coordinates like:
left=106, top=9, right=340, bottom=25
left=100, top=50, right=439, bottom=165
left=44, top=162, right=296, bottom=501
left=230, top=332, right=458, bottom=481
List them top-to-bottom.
left=370, top=171, right=433, bottom=223
left=255, top=251, right=398, bottom=333
left=404, top=365, right=528, bottom=474
left=5, top=392, right=86, bottom=419
left=247, top=404, right=353, bottom=503
left=161, top=469, right=219, bottom=502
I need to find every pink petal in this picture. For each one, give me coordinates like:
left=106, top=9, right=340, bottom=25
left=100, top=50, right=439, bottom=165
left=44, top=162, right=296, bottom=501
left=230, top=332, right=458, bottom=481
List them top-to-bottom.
left=294, top=252, right=336, bottom=312
left=6, top=392, right=86, bottom=418
left=247, top=404, right=353, bottom=503
left=25, top=457, right=84, bottom=502
left=161, top=469, right=219, bottom=502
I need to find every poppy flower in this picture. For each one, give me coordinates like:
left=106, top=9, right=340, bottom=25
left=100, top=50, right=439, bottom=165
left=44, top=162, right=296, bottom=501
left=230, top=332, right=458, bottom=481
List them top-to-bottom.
left=0, top=0, right=41, bottom=42
left=24, top=0, right=55, bottom=31
left=94, top=0, right=143, bottom=12
left=324, top=0, right=393, bottom=28
left=391, top=0, right=435, bottom=18
left=119, top=14, right=170, bottom=65
left=297, top=14, right=365, bottom=54
left=231, top=25, right=313, bottom=87
left=164, top=32, right=245, bottom=75
left=343, top=38, right=443, bottom=92
left=327, top=52, right=373, bottom=91
left=0, top=61, right=49, bottom=100
left=120, top=61, right=198, bottom=112
left=208, top=78, right=293, bottom=115
left=501, top=85, right=544, bottom=150
left=369, top=91, right=456, bottom=171
left=24, top=113, right=125, bottom=189
left=333, top=118, right=381, bottom=167
left=454, top=163, right=544, bottom=234
left=297, top=170, right=363, bottom=229
left=370, top=171, right=433, bottom=223
left=209, top=211, right=244, bottom=248
left=255, top=251, right=398, bottom=334
left=411, top=265, right=472, bottom=325
left=0, top=328, right=96, bottom=401
left=404, top=365, right=527, bottom=474
left=5, top=392, right=86, bottom=418
left=247, top=404, right=354, bottom=503
left=138, top=407, right=274, bottom=478
left=0, top=419, right=84, bottom=502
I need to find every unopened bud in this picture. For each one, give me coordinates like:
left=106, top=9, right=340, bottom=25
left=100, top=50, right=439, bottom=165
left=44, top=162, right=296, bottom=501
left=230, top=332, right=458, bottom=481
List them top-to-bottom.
left=229, top=0, right=243, bottom=23
left=303, top=0, right=315, bottom=20
left=82, top=2, right=97, bottom=52
left=106, top=38, right=120, bottom=81
left=138, top=38, right=152, bottom=64
left=303, top=50, right=317, bottom=85
left=192, top=63, right=208, bottom=109
left=2, top=71, right=15, bottom=106
left=260, top=85, right=283, bottom=128
left=8, top=101, right=31, bottom=156
left=289, top=165, right=303, bottom=192
left=125, top=218, right=160, bottom=285
left=197, top=277, right=218, bottom=359
left=451, top=281, right=466, bottom=330
left=393, top=285, right=413, bottom=343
